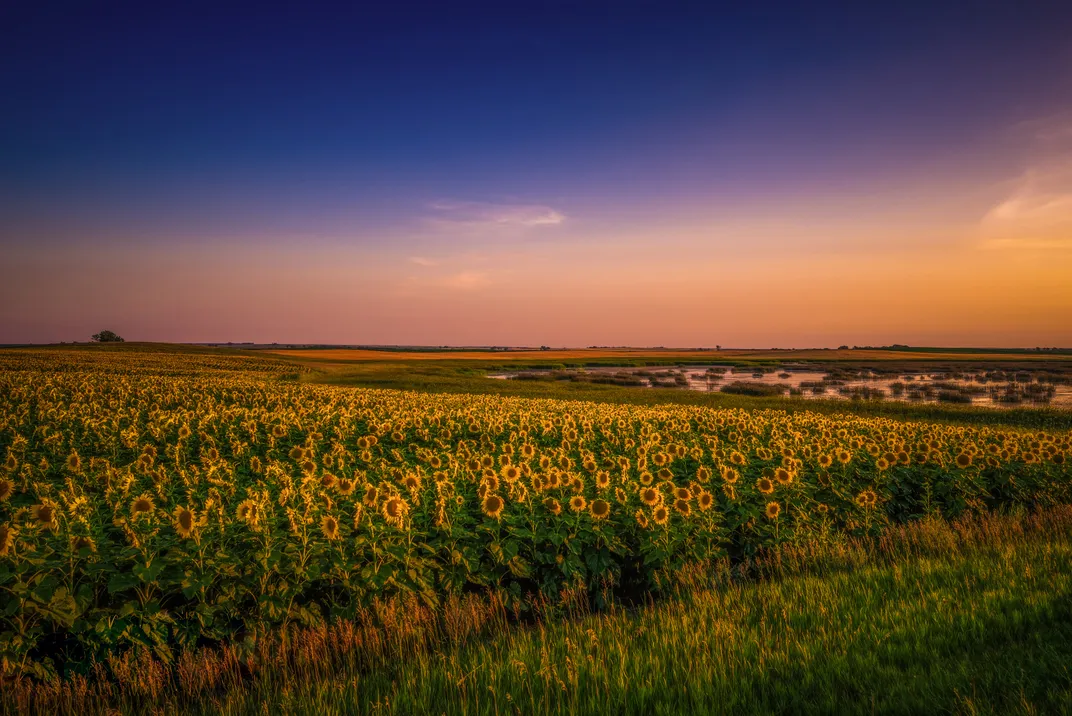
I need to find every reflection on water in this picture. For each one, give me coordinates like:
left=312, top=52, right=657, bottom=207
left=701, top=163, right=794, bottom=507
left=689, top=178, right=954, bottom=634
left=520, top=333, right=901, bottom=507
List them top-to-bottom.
left=488, top=365, right=1072, bottom=409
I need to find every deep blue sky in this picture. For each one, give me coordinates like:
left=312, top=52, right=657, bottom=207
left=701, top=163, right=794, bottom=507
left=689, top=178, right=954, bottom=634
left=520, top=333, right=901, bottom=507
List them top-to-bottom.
left=3, top=1, right=1070, bottom=244
left=2, top=2, right=1071, bottom=346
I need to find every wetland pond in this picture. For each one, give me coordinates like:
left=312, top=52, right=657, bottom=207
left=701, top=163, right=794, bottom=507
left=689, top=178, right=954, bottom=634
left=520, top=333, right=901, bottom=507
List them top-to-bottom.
left=488, top=365, right=1072, bottom=409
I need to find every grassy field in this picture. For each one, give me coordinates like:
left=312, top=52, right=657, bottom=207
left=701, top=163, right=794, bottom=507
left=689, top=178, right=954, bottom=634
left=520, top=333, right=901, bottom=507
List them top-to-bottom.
left=1, top=343, right=1070, bottom=714
left=278, top=350, right=1072, bottom=431
left=9, top=507, right=1072, bottom=715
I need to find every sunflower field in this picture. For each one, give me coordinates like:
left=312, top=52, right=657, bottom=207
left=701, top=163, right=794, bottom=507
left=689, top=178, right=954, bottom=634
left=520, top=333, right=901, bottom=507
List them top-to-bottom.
left=1, top=348, right=1070, bottom=678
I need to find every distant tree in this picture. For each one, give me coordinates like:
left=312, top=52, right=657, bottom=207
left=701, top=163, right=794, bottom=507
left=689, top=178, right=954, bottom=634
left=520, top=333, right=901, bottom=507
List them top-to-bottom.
left=91, top=330, right=125, bottom=343
left=838, top=345, right=849, bottom=350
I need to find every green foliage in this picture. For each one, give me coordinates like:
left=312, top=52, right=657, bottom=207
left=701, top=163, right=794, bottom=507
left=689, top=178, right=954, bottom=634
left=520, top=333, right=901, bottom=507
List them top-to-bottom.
left=0, top=346, right=1070, bottom=683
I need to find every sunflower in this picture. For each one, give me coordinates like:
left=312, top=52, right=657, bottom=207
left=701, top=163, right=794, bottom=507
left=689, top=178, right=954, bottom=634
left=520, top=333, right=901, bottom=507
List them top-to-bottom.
left=179, top=424, right=193, bottom=440
left=837, top=449, right=852, bottom=465
left=729, top=451, right=746, bottom=466
left=66, top=452, right=82, bottom=472
left=955, top=453, right=972, bottom=468
left=817, top=454, right=833, bottom=468
left=429, top=455, right=443, bottom=469
left=875, top=458, right=890, bottom=471
left=502, top=465, right=521, bottom=482
left=696, top=466, right=711, bottom=482
left=721, top=467, right=740, bottom=484
left=774, top=467, right=793, bottom=485
left=595, top=471, right=611, bottom=489
left=639, top=471, right=654, bottom=486
left=321, top=473, right=338, bottom=490
left=404, top=474, right=422, bottom=492
left=483, top=475, right=500, bottom=493
left=756, top=477, right=775, bottom=495
left=0, top=478, right=13, bottom=503
left=337, top=478, right=356, bottom=497
left=363, top=485, right=380, bottom=507
left=614, top=487, right=628, bottom=504
left=640, top=487, right=661, bottom=506
left=673, top=487, right=691, bottom=501
left=855, top=490, right=878, bottom=508
left=697, top=491, right=714, bottom=511
left=482, top=493, right=505, bottom=520
left=131, top=494, right=154, bottom=517
left=569, top=495, right=587, bottom=513
left=382, top=496, right=409, bottom=526
left=544, top=497, right=562, bottom=516
left=673, top=498, right=691, bottom=516
left=236, top=499, right=258, bottom=524
left=590, top=499, right=610, bottom=520
left=765, top=502, right=781, bottom=520
left=32, top=503, right=57, bottom=529
left=816, top=503, right=830, bottom=515
left=653, top=505, right=670, bottom=525
left=173, top=506, right=197, bottom=539
left=635, top=510, right=650, bottom=529
left=320, top=514, right=341, bottom=541
left=0, top=524, right=15, bottom=556
left=70, top=535, right=96, bottom=554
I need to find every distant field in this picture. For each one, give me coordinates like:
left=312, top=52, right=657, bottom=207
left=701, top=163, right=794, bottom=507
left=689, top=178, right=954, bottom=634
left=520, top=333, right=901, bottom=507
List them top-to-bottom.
left=269, top=347, right=1072, bottom=363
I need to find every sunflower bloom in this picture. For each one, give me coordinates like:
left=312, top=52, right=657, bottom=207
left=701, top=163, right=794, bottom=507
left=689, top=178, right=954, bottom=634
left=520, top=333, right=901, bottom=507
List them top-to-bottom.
left=756, top=477, right=775, bottom=495
left=697, top=491, right=714, bottom=511
left=482, top=493, right=505, bottom=520
left=131, top=494, right=154, bottom=517
left=569, top=495, right=587, bottom=513
left=382, top=496, right=409, bottom=527
left=590, top=499, right=610, bottom=520
left=765, top=502, right=781, bottom=520
left=32, top=503, right=58, bottom=529
left=173, top=506, right=197, bottom=539
left=320, top=514, right=341, bottom=540
left=0, top=524, right=17, bottom=556
left=70, top=535, right=97, bottom=554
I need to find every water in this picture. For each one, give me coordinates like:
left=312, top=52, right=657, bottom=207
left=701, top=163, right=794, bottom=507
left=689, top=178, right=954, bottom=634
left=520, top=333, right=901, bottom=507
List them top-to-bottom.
left=488, top=365, right=1072, bottom=409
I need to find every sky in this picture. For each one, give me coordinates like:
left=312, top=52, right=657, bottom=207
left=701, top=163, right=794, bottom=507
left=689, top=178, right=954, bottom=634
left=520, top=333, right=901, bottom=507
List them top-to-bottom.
left=2, top=1, right=1071, bottom=347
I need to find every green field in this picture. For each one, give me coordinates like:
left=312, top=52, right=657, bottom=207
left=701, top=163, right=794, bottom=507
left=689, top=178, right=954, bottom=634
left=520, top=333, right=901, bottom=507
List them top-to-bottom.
left=1, top=344, right=1070, bottom=714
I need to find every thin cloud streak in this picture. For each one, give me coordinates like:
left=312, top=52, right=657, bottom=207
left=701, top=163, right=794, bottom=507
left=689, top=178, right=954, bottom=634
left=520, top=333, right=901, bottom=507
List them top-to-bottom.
left=980, top=114, right=1072, bottom=250
left=427, top=200, right=566, bottom=228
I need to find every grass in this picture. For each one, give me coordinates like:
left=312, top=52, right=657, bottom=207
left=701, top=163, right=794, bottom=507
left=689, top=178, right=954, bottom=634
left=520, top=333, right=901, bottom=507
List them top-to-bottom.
left=292, top=358, right=1072, bottom=431
left=9, top=507, right=1072, bottom=715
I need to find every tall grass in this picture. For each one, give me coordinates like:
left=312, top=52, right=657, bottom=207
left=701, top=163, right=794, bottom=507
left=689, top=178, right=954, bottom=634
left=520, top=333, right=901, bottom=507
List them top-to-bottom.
left=8, top=506, right=1072, bottom=715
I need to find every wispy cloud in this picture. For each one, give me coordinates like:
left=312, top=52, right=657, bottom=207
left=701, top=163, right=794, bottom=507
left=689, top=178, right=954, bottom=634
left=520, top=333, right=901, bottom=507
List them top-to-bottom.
left=981, top=113, right=1072, bottom=250
left=427, top=200, right=566, bottom=228
left=409, top=256, right=438, bottom=266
